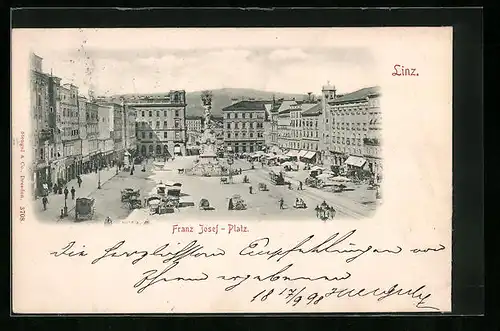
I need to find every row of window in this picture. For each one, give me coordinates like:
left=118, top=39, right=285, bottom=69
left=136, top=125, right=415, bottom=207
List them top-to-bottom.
left=140, top=109, right=182, bottom=118
left=225, top=112, right=261, bottom=119
left=136, top=120, right=182, bottom=129
left=290, top=120, right=318, bottom=128
left=226, top=122, right=263, bottom=129
left=138, top=131, right=183, bottom=140
left=291, top=131, right=319, bottom=138
left=226, top=132, right=263, bottom=139
left=289, top=142, right=319, bottom=151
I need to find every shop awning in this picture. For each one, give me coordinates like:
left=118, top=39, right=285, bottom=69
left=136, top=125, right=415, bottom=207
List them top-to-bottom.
left=174, top=146, right=181, bottom=153
left=286, top=150, right=299, bottom=157
left=298, top=150, right=308, bottom=157
left=124, top=151, right=131, bottom=156
left=303, top=151, right=316, bottom=159
left=82, top=156, right=90, bottom=162
left=344, top=156, right=366, bottom=167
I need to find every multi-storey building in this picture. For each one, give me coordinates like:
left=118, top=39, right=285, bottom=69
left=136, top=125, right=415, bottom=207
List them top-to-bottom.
left=30, top=53, right=52, bottom=196
left=59, top=83, right=81, bottom=181
left=319, top=83, right=337, bottom=154
left=325, top=86, right=382, bottom=176
left=363, top=90, right=382, bottom=179
left=121, top=91, right=187, bottom=157
left=78, top=95, right=89, bottom=172
left=268, top=99, right=281, bottom=153
left=85, top=100, right=100, bottom=171
left=222, top=100, right=266, bottom=153
left=276, top=100, right=296, bottom=151
left=96, top=102, right=125, bottom=164
left=123, top=103, right=137, bottom=157
left=299, top=103, right=322, bottom=163
left=97, top=104, right=116, bottom=166
left=185, top=114, right=203, bottom=145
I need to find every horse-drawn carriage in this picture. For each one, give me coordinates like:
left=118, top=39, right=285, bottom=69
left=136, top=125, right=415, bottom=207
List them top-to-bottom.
left=178, top=168, right=185, bottom=174
left=269, top=171, right=287, bottom=185
left=220, top=177, right=229, bottom=184
left=258, top=182, right=268, bottom=191
left=166, top=187, right=181, bottom=208
left=121, top=188, right=140, bottom=202
left=145, top=194, right=175, bottom=215
left=232, top=194, right=247, bottom=210
left=75, top=197, right=95, bottom=221
left=128, top=197, right=142, bottom=210
left=293, top=198, right=307, bottom=209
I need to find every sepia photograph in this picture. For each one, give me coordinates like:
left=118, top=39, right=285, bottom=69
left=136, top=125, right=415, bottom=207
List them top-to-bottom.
left=12, top=24, right=455, bottom=314
left=28, top=29, right=382, bottom=224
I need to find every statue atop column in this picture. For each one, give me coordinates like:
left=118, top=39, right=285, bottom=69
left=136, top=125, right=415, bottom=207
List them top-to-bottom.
left=201, top=90, right=212, bottom=133
left=200, top=91, right=215, bottom=153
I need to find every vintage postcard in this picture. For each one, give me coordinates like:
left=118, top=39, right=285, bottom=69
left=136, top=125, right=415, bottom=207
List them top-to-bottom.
left=11, top=27, right=452, bottom=313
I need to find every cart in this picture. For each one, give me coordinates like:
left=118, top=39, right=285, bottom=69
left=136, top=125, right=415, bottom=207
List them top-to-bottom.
left=178, top=168, right=185, bottom=174
left=220, top=177, right=229, bottom=184
left=258, top=182, right=268, bottom=191
left=155, top=183, right=167, bottom=196
left=121, top=188, right=140, bottom=202
left=166, top=188, right=181, bottom=208
left=232, top=194, right=247, bottom=210
left=75, top=197, right=95, bottom=221
left=128, top=197, right=142, bottom=210
left=199, top=198, right=212, bottom=211
left=293, top=198, right=307, bottom=209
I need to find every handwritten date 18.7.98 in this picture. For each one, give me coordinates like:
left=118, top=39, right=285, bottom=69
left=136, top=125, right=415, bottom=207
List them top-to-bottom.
left=250, top=284, right=439, bottom=310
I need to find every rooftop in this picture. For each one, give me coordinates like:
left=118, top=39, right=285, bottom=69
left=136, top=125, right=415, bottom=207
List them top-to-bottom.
left=330, top=86, right=381, bottom=104
left=222, top=100, right=267, bottom=112
left=301, top=103, right=322, bottom=116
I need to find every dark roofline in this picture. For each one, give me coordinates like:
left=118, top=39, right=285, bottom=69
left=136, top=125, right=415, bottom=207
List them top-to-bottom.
left=329, top=86, right=381, bottom=105
left=222, top=100, right=267, bottom=112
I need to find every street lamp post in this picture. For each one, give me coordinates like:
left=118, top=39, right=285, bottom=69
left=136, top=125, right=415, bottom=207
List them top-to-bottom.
left=97, top=150, right=101, bottom=189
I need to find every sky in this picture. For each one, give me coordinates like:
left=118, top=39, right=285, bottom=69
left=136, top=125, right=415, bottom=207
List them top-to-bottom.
left=17, top=28, right=380, bottom=97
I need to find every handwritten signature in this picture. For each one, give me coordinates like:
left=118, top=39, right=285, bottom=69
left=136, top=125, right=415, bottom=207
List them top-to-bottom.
left=49, top=229, right=446, bottom=310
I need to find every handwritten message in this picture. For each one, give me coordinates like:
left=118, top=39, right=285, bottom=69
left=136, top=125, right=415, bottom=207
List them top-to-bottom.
left=49, top=228, right=446, bottom=311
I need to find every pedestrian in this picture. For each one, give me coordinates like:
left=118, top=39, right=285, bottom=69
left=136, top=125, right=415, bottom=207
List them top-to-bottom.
left=130, top=167, right=134, bottom=175
left=77, top=176, right=82, bottom=188
left=299, top=181, right=303, bottom=190
left=53, top=183, right=58, bottom=194
left=70, top=186, right=76, bottom=200
left=249, top=186, right=253, bottom=194
left=64, top=187, right=69, bottom=200
left=42, top=196, right=48, bottom=210
left=228, top=198, right=234, bottom=210
left=279, top=198, right=284, bottom=209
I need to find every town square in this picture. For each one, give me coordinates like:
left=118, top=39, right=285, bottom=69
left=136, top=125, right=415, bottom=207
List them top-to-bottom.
left=28, top=33, right=383, bottom=224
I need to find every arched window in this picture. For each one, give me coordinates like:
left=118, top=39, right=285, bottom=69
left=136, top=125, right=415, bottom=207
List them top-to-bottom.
left=141, top=145, right=147, bottom=155
left=148, top=145, right=154, bottom=153
left=156, top=145, right=162, bottom=155
left=164, top=145, right=169, bottom=155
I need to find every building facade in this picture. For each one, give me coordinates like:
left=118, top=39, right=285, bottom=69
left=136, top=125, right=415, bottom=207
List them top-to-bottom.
left=30, top=53, right=53, bottom=196
left=59, top=83, right=81, bottom=181
left=324, top=86, right=382, bottom=176
left=121, top=91, right=187, bottom=157
left=85, top=100, right=100, bottom=171
left=222, top=100, right=266, bottom=153
left=299, top=103, right=322, bottom=163
left=97, top=104, right=116, bottom=166
left=124, top=104, right=137, bottom=156
left=185, top=115, right=203, bottom=145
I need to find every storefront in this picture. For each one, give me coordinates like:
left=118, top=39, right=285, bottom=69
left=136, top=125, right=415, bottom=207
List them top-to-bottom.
left=174, top=144, right=182, bottom=156
left=302, top=151, right=317, bottom=164
left=65, top=157, right=76, bottom=183
left=35, top=162, right=51, bottom=196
